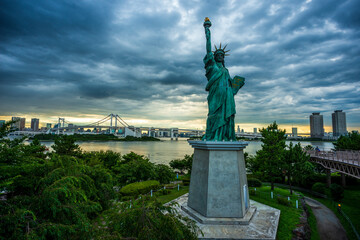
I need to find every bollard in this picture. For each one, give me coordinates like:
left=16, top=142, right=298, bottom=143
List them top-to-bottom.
left=178, top=184, right=179, bottom=191
left=151, top=190, right=153, bottom=197
left=271, top=192, right=273, bottom=199
left=296, top=200, right=298, bottom=209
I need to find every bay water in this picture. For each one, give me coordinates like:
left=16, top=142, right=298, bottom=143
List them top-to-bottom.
left=38, top=138, right=334, bottom=164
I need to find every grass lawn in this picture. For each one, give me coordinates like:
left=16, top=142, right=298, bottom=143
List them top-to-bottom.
left=156, top=185, right=189, bottom=204
left=249, top=186, right=303, bottom=240
left=307, top=206, right=320, bottom=240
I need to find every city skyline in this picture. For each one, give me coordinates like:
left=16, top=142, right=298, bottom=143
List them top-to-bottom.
left=1, top=1, right=360, bottom=131
left=2, top=109, right=357, bottom=134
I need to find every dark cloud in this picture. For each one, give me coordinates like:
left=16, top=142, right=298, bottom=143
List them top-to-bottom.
left=0, top=0, right=359, bottom=129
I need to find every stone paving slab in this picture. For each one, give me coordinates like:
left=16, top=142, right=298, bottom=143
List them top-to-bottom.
left=168, top=194, right=280, bottom=240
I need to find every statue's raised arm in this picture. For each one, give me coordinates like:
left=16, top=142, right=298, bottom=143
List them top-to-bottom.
left=203, top=17, right=212, bottom=54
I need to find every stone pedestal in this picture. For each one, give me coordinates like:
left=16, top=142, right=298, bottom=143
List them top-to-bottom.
left=171, top=140, right=280, bottom=239
left=186, top=140, right=250, bottom=219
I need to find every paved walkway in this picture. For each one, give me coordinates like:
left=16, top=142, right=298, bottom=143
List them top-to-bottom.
left=305, top=197, right=348, bottom=240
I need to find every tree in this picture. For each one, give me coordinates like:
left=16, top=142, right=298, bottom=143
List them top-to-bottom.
left=256, top=122, right=286, bottom=190
left=333, top=131, right=360, bottom=150
left=52, top=135, right=82, bottom=156
left=282, top=142, right=314, bottom=194
left=83, top=150, right=122, bottom=169
left=113, top=152, right=156, bottom=184
left=169, top=154, right=193, bottom=174
left=154, top=164, right=175, bottom=184
left=99, top=197, right=200, bottom=240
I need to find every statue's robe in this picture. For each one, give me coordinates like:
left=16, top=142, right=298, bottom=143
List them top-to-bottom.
left=202, top=52, right=245, bottom=141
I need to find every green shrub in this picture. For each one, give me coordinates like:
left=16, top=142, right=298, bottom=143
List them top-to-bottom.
left=154, top=164, right=175, bottom=184
left=182, top=176, right=190, bottom=186
left=247, top=178, right=262, bottom=187
left=120, top=180, right=160, bottom=197
left=182, top=180, right=190, bottom=186
left=312, top=182, right=327, bottom=194
left=330, top=183, right=344, bottom=201
left=158, top=189, right=171, bottom=195
left=249, top=189, right=256, bottom=196
left=121, top=196, right=133, bottom=201
left=276, top=196, right=291, bottom=206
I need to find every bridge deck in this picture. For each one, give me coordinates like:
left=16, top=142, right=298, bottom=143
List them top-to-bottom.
left=306, top=150, right=360, bottom=179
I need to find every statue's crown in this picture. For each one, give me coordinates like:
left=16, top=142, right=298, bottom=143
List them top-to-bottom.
left=213, top=43, right=230, bottom=56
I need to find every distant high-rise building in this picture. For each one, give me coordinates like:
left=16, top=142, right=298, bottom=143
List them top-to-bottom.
left=332, top=110, right=347, bottom=137
left=310, top=113, right=324, bottom=138
left=11, top=117, right=21, bottom=130
left=19, top=118, right=26, bottom=130
left=31, top=118, right=39, bottom=131
left=0, top=120, right=5, bottom=127
left=46, top=123, right=52, bottom=129
left=237, top=125, right=240, bottom=133
left=292, top=127, right=298, bottom=137
left=253, top=128, right=257, bottom=134
left=241, top=129, right=244, bottom=133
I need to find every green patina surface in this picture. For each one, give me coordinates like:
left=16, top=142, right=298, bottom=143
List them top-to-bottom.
left=202, top=19, right=245, bottom=141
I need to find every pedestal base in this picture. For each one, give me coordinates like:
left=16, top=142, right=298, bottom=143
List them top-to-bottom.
left=168, top=194, right=280, bottom=240
left=181, top=204, right=257, bottom=225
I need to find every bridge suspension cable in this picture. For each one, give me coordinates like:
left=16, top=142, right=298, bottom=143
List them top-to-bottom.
left=116, top=115, right=129, bottom=128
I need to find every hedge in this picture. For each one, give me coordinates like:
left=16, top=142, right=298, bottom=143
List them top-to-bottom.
left=247, top=178, right=262, bottom=187
left=120, top=180, right=160, bottom=197
left=312, top=182, right=327, bottom=194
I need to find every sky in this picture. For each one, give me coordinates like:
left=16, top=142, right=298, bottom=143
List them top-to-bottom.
left=1, top=0, right=359, bottom=133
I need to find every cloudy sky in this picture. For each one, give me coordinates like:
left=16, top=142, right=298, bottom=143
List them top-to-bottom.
left=1, top=0, right=359, bottom=133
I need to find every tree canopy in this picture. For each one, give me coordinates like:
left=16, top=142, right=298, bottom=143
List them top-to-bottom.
left=256, top=122, right=287, bottom=190
left=0, top=125, right=195, bottom=239
left=333, top=131, right=360, bottom=150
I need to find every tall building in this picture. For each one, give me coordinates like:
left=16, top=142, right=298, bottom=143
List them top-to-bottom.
left=332, top=110, right=347, bottom=137
left=310, top=113, right=324, bottom=138
left=11, top=117, right=21, bottom=130
left=19, top=118, right=26, bottom=130
left=31, top=118, right=40, bottom=131
left=0, top=120, right=5, bottom=127
left=46, top=123, right=52, bottom=129
left=237, top=125, right=240, bottom=133
left=292, top=127, right=298, bottom=137
left=253, top=128, right=257, bottom=133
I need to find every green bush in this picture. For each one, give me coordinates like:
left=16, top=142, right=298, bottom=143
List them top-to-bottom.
left=154, top=164, right=175, bottom=184
left=247, top=178, right=262, bottom=187
left=182, top=179, right=190, bottom=186
left=120, top=180, right=160, bottom=197
left=312, top=182, right=327, bottom=194
left=330, top=183, right=344, bottom=201
left=158, top=189, right=171, bottom=195
left=249, top=189, right=256, bottom=196
left=121, top=196, right=133, bottom=201
left=276, top=196, right=291, bottom=206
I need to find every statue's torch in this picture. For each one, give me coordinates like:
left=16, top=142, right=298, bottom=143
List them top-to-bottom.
left=204, top=17, right=212, bottom=28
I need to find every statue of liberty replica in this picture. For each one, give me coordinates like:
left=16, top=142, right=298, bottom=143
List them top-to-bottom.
left=202, top=17, right=245, bottom=141
left=182, top=19, right=279, bottom=239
